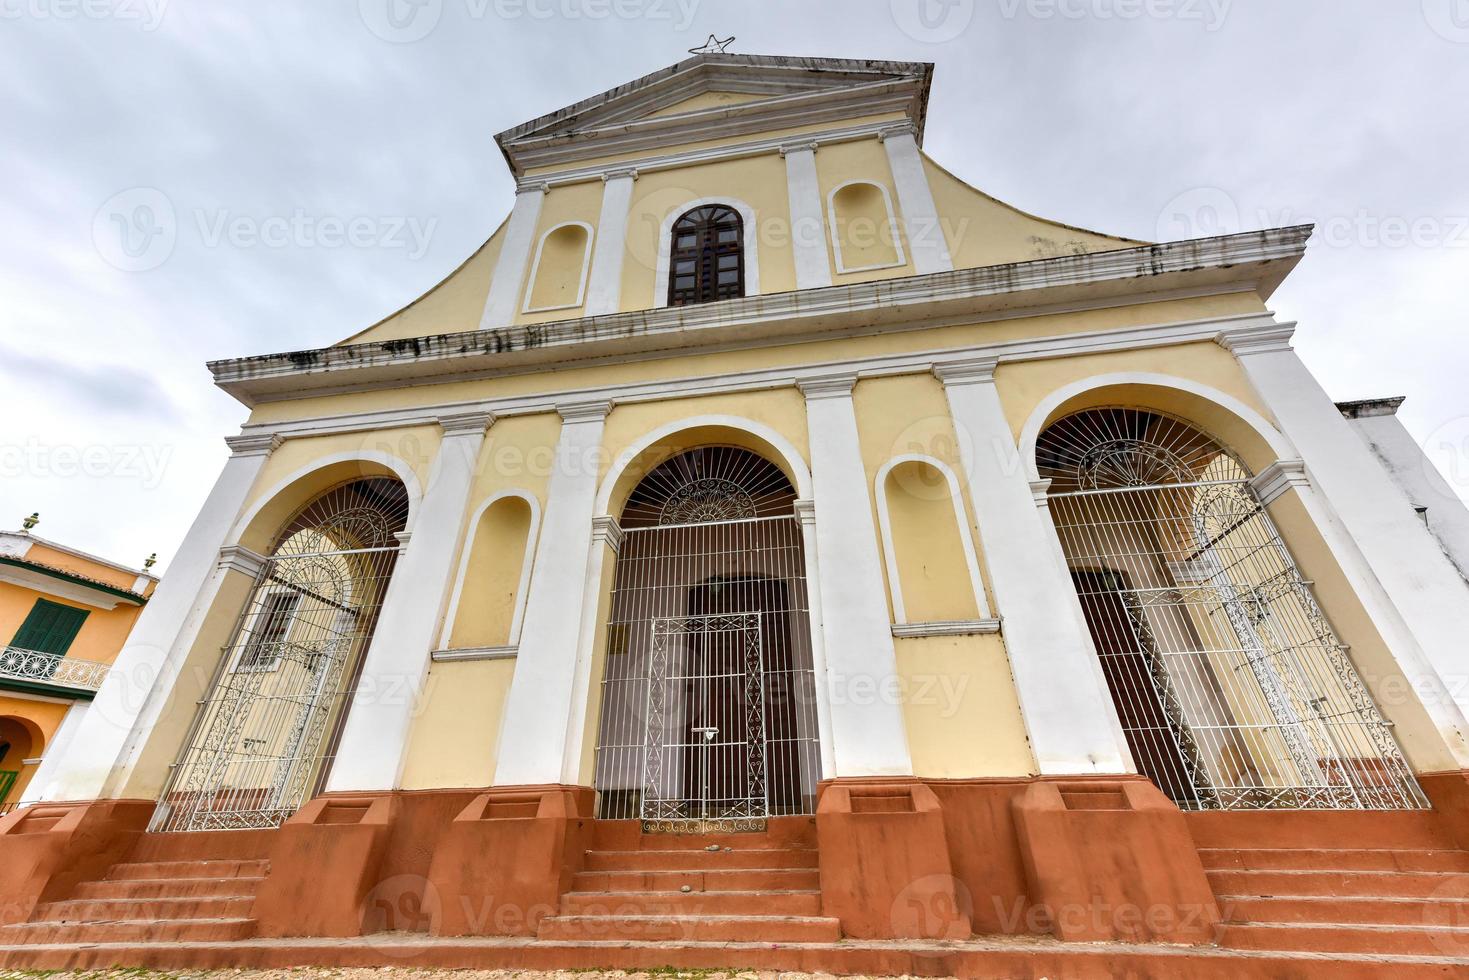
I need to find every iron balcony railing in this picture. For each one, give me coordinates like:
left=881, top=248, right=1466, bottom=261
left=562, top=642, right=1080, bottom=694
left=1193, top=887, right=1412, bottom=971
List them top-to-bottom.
left=0, top=646, right=110, bottom=693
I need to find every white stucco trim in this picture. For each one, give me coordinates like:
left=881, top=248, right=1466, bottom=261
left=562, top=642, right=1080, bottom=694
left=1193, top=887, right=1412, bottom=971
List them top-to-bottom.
left=781, top=142, right=832, bottom=291
left=584, top=170, right=637, bottom=316
left=827, top=179, right=907, bottom=275
left=479, top=184, right=547, bottom=330
left=652, top=196, right=760, bottom=309
left=521, top=221, right=595, bottom=314
left=1016, top=371, right=1297, bottom=482
left=595, top=413, right=812, bottom=515
left=225, top=450, right=425, bottom=546
left=873, top=453, right=991, bottom=623
left=437, top=490, right=542, bottom=650
left=892, top=619, right=1001, bottom=638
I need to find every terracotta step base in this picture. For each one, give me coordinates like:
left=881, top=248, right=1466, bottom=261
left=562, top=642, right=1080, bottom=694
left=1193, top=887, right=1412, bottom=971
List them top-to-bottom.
left=1201, top=847, right=1469, bottom=873
left=583, top=848, right=817, bottom=872
left=107, top=859, right=269, bottom=881
left=572, top=867, right=820, bottom=892
left=1208, top=868, right=1469, bottom=899
left=75, top=875, right=266, bottom=901
left=560, top=889, right=821, bottom=917
left=1220, top=893, right=1469, bottom=927
left=37, top=896, right=257, bottom=922
left=536, top=913, right=841, bottom=942
left=0, top=917, right=258, bottom=944
left=1220, top=920, right=1469, bottom=957
left=1, top=934, right=1467, bottom=978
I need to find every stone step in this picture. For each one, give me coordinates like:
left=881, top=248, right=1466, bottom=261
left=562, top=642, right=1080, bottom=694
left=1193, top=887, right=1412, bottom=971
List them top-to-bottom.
left=583, top=848, right=817, bottom=872
left=1200, top=848, right=1469, bottom=873
left=106, top=859, right=269, bottom=881
left=572, top=867, right=820, bottom=893
left=1208, top=868, right=1469, bottom=899
left=75, top=875, right=266, bottom=901
left=560, top=889, right=821, bottom=917
left=1219, top=893, right=1469, bottom=926
left=36, top=896, right=257, bottom=923
left=536, top=913, right=841, bottom=943
left=0, top=917, right=257, bottom=945
left=1219, top=920, right=1469, bottom=957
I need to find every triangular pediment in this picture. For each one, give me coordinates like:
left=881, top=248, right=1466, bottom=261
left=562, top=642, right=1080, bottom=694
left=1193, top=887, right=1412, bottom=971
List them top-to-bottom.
left=495, top=53, right=932, bottom=176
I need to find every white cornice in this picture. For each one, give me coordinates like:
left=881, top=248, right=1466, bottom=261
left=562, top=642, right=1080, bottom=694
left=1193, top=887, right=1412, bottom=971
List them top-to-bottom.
left=211, top=228, right=1310, bottom=407
left=226, top=312, right=1281, bottom=444
left=1218, top=323, right=1297, bottom=356
left=933, top=357, right=999, bottom=386
left=797, top=374, right=858, bottom=400
left=557, top=400, right=614, bottom=424
left=436, top=411, right=495, bottom=436
left=224, top=433, right=283, bottom=457
left=1250, top=459, right=1311, bottom=506
left=590, top=516, right=625, bottom=554
left=216, top=544, right=267, bottom=579
left=892, top=619, right=1002, bottom=638
left=431, top=645, right=518, bottom=663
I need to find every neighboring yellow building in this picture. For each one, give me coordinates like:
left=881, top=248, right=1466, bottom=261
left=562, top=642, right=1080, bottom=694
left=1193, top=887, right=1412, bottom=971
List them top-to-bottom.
left=8, top=52, right=1469, bottom=973
left=0, top=522, right=156, bottom=811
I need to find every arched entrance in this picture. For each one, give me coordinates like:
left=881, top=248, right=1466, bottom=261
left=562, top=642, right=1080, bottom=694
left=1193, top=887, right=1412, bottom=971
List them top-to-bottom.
left=1037, top=407, right=1427, bottom=810
left=593, top=446, right=820, bottom=831
left=152, top=477, right=411, bottom=832
left=0, top=717, right=39, bottom=812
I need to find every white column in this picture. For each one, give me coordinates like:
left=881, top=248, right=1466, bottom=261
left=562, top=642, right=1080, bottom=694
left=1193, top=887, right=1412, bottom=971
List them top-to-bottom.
left=880, top=123, right=953, bottom=276
left=781, top=141, right=832, bottom=291
left=583, top=169, right=636, bottom=317
left=478, top=183, right=547, bottom=330
left=1222, top=324, right=1469, bottom=741
left=936, top=359, right=1132, bottom=775
left=798, top=375, right=913, bottom=777
left=493, top=400, right=611, bottom=786
left=326, top=412, right=492, bottom=792
left=40, top=433, right=280, bottom=802
left=793, top=498, right=837, bottom=777
left=559, top=515, right=623, bottom=783
left=20, top=701, right=90, bottom=805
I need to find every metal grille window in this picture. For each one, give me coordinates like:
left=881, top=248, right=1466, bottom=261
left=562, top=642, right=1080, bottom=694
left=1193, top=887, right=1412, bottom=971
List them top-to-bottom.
left=667, top=205, right=744, bottom=307
left=1038, top=408, right=1427, bottom=811
left=594, top=447, right=821, bottom=831
left=151, top=478, right=410, bottom=832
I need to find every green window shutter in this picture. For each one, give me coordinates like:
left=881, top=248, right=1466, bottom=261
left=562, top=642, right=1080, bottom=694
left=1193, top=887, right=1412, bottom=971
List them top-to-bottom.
left=10, top=599, right=90, bottom=659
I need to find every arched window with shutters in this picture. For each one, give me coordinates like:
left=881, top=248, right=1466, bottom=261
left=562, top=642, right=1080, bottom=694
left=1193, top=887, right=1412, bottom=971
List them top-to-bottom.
left=667, top=205, right=745, bottom=306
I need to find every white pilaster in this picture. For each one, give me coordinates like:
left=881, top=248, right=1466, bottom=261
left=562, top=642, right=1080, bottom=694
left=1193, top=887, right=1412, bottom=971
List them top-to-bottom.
left=880, top=123, right=952, bottom=276
left=781, top=142, right=832, bottom=291
left=584, top=170, right=636, bottom=317
left=479, top=183, right=548, bottom=330
left=1221, top=325, right=1469, bottom=753
left=936, top=359, right=1132, bottom=775
left=798, top=375, right=913, bottom=777
left=493, top=400, right=612, bottom=786
left=325, top=412, right=492, bottom=792
left=39, top=434, right=280, bottom=802
left=793, top=498, right=837, bottom=777
left=559, top=514, right=624, bottom=783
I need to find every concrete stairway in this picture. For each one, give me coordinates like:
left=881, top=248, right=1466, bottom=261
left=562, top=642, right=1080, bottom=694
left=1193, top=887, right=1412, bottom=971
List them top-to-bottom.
left=1190, top=810, right=1469, bottom=958
left=537, top=816, right=840, bottom=942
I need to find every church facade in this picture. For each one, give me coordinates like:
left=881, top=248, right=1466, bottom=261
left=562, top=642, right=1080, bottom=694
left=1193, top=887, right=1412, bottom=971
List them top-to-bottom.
left=6, top=53, right=1469, bottom=973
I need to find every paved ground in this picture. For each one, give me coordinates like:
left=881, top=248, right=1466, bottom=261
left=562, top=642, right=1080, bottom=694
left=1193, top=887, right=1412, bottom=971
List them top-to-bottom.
left=0, top=971, right=880, bottom=980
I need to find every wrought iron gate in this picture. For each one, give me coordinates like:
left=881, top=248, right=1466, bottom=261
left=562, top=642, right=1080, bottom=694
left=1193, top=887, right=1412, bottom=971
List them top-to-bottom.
left=1039, top=408, right=1427, bottom=810
left=593, top=447, right=821, bottom=831
left=151, top=479, right=408, bottom=832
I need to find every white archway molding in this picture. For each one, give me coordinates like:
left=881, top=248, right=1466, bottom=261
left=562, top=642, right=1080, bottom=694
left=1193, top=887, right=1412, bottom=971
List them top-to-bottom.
left=827, top=179, right=906, bottom=275
left=651, top=196, right=761, bottom=309
left=522, top=220, right=595, bottom=314
left=1017, top=372, right=1296, bottom=482
left=595, top=413, right=813, bottom=516
left=226, top=449, right=425, bottom=547
left=873, top=453, right=992, bottom=623
left=438, top=489, right=543, bottom=651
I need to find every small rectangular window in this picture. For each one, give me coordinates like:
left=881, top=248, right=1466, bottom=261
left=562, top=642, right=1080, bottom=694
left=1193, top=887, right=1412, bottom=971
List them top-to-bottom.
left=238, top=592, right=300, bottom=671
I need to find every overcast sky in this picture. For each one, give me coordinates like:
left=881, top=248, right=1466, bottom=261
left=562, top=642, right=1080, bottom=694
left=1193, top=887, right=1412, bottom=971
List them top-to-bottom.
left=2, top=0, right=1466, bottom=572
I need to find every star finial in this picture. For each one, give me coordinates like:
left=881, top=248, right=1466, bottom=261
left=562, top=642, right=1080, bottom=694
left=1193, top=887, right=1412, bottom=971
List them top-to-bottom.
left=688, top=35, right=734, bottom=55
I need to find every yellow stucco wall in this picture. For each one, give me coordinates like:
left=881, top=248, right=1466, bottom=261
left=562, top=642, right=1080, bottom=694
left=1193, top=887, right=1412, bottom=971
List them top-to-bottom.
left=400, top=658, right=516, bottom=789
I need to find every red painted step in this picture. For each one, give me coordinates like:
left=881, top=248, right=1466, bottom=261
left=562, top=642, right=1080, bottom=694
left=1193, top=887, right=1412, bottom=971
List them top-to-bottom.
left=583, top=847, right=817, bottom=872
left=1200, top=847, right=1469, bottom=873
left=106, top=859, right=269, bottom=881
left=572, top=867, right=820, bottom=893
left=1208, top=868, right=1469, bottom=900
left=75, top=875, right=266, bottom=901
left=560, top=889, right=821, bottom=917
left=1218, top=893, right=1469, bottom=926
left=36, top=896, right=256, bottom=923
left=537, top=913, right=841, bottom=943
left=0, top=917, right=258, bottom=945
left=1219, top=920, right=1469, bottom=957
